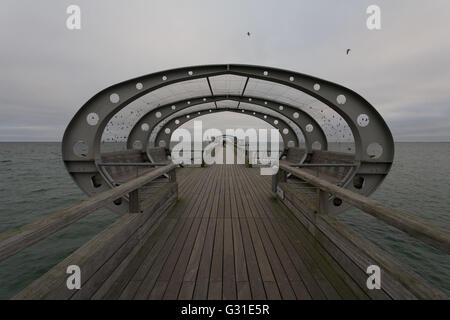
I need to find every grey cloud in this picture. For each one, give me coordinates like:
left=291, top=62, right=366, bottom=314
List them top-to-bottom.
left=0, top=0, right=449, bottom=141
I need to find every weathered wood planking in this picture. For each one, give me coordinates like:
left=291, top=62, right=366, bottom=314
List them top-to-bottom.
left=7, top=161, right=448, bottom=300
left=0, top=163, right=177, bottom=263
left=279, top=163, right=450, bottom=255
left=86, top=165, right=375, bottom=300
left=276, top=165, right=448, bottom=299
left=241, top=166, right=448, bottom=300
left=102, top=167, right=219, bottom=300
left=239, top=167, right=363, bottom=300
left=13, top=181, right=178, bottom=299
left=278, top=181, right=448, bottom=299
left=316, top=214, right=447, bottom=299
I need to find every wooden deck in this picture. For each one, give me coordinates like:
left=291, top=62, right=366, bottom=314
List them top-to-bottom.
left=6, top=147, right=448, bottom=300
left=93, top=165, right=367, bottom=300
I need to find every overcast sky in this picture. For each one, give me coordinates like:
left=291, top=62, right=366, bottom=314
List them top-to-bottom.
left=0, top=0, right=449, bottom=141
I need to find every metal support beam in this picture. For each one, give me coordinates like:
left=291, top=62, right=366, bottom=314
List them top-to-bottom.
left=61, top=64, right=394, bottom=216
left=206, top=77, right=218, bottom=109
left=127, top=94, right=327, bottom=154
left=154, top=107, right=300, bottom=152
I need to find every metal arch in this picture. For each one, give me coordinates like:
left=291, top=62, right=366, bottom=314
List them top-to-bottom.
left=62, top=64, right=394, bottom=216
left=127, top=95, right=326, bottom=153
left=153, top=107, right=301, bottom=151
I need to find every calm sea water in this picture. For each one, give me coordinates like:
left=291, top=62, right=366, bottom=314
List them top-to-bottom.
left=0, top=142, right=449, bottom=299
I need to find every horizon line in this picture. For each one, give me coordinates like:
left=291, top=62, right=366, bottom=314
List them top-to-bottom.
left=1, top=140, right=450, bottom=143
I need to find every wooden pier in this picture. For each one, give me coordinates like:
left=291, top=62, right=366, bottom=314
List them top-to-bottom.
left=5, top=64, right=446, bottom=300
left=0, top=146, right=449, bottom=300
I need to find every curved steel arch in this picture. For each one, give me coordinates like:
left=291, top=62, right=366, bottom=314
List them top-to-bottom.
left=62, top=64, right=394, bottom=215
left=127, top=95, right=326, bottom=154
left=153, top=107, right=301, bottom=151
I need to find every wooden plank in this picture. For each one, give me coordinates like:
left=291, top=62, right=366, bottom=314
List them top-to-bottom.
left=280, top=164, right=450, bottom=254
left=229, top=165, right=266, bottom=299
left=273, top=165, right=445, bottom=299
left=237, top=166, right=300, bottom=299
left=155, top=167, right=220, bottom=300
left=191, top=167, right=222, bottom=299
left=235, top=167, right=295, bottom=300
left=238, top=167, right=322, bottom=300
left=240, top=167, right=347, bottom=300
left=101, top=168, right=209, bottom=299
left=117, top=168, right=215, bottom=299
left=137, top=168, right=218, bottom=299
left=207, top=168, right=225, bottom=299
left=250, top=172, right=383, bottom=300
left=262, top=177, right=364, bottom=300
left=14, top=182, right=177, bottom=299
left=255, top=190, right=357, bottom=299
left=72, top=192, right=176, bottom=299
left=276, top=210, right=353, bottom=300
left=317, top=214, right=448, bottom=299
left=98, top=216, right=180, bottom=299
left=118, top=216, right=189, bottom=299
left=243, top=216, right=279, bottom=298
left=134, top=217, right=196, bottom=299
left=162, top=217, right=205, bottom=299
left=192, top=218, right=217, bottom=300
left=208, top=218, right=224, bottom=300
left=223, top=218, right=237, bottom=300
left=232, top=219, right=250, bottom=299
left=252, top=219, right=296, bottom=300
left=149, top=281, right=168, bottom=300
left=178, top=281, right=195, bottom=300
left=208, top=282, right=222, bottom=300
left=236, top=282, right=252, bottom=300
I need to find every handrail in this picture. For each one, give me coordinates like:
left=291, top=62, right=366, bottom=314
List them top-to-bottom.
left=98, top=162, right=169, bottom=167
left=0, top=163, right=177, bottom=262
left=279, top=163, right=450, bottom=254
left=289, top=163, right=357, bottom=168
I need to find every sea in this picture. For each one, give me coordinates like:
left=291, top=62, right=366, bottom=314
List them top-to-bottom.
left=0, top=142, right=449, bottom=299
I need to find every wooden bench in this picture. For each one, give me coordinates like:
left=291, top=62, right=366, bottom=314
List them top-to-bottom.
left=147, top=147, right=169, bottom=164
left=280, top=147, right=306, bottom=166
left=280, top=148, right=355, bottom=190
left=101, top=150, right=152, bottom=184
left=303, top=150, right=355, bottom=184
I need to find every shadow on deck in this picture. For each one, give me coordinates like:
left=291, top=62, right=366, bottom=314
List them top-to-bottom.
left=93, top=165, right=369, bottom=300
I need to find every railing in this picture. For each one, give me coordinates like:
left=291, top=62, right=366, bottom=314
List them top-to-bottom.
left=98, top=162, right=170, bottom=167
left=0, top=163, right=177, bottom=263
left=277, top=163, right=450, bottom=255
left=288, top=163, right=357, bottom=168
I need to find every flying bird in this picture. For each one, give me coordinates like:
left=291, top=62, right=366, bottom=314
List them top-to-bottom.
left=247, top=32, right=251, bottom=37
left=346, top=49, right=351, bottom=55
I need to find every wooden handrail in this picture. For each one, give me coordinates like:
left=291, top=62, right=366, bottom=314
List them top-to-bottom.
left=98, top=162, right=169, bottom=166
left=0, top=163, right=177, bottom=262
left=279, top=163, right=450, bottom=254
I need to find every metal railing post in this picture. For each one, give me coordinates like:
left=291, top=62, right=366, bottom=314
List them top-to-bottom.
left=168, top=168, right=176, bottom=182
left=272, top=171, right=278, bottom=193
left=129, top=189, right=140, bottom=213
left=318, top=190, right=329, bottom=215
